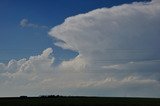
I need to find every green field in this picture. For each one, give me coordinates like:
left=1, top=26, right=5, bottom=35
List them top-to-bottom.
left=0, top=97, right=160, bottom=106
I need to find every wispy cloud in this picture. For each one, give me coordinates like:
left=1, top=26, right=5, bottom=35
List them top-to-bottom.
left=20, top=18, right=49, bottom=29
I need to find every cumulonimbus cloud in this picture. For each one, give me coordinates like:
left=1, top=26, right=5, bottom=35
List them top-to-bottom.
left=48, top=0, right=160, bottom=96
left=49, top=0, right=160, bottom=65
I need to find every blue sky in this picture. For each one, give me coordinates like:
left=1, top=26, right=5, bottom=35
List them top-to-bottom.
left=0, top=0, right=149, bottom=63
left=1, top=0, right=160, bottom=97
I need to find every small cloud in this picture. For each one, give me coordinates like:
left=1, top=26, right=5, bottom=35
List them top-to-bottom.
left=20, top=18, right=48, bottom=29
left=20, top=19, right=28, bottom=27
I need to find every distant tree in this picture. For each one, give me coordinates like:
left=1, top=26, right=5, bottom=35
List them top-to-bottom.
left=20, top=96, right=27, bottom=98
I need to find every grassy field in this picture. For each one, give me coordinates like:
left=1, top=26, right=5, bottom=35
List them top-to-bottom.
left=0, top=96, right=160, bottom=106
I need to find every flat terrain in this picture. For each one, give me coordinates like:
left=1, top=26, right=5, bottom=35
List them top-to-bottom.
left=0, top=96, right=160, bottom=106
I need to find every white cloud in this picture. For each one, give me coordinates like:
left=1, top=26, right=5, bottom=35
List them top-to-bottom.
left=48, top=0, right=160, bottom=96
left=49, top=0, right=160, bottom=66
left=49, top=0, right=160, bottom=79
left=20, top=18, right=48, bottom=29
left=0, top=48, right=54, bottom=84
left=58, top=55, right=88, bottom=72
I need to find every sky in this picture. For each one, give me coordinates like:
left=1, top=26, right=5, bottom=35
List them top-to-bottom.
left=0, top=0, right=149, bottom=63
left=1, top=0, right=160, bottom=97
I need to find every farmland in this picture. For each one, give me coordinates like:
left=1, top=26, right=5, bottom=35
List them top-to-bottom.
left=0, top=96, right=160, bottom=106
